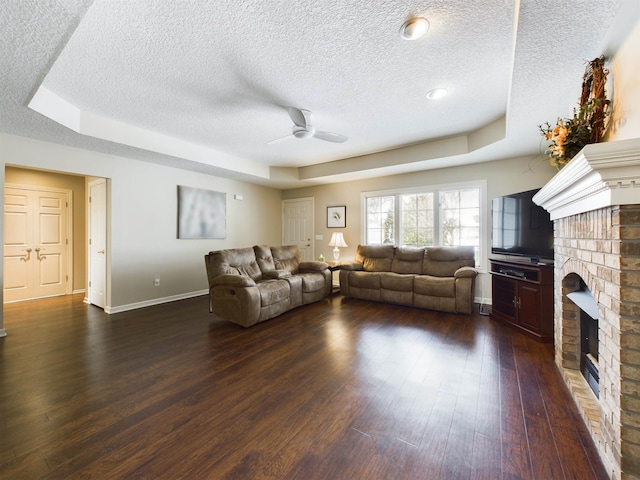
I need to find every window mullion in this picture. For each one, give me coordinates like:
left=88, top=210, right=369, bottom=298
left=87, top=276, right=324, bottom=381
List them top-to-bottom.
left=434, top=192, right=441, bottom=247
left=395, top=193, right=401, bottom=245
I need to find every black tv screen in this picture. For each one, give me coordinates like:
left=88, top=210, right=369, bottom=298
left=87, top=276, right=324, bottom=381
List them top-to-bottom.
left=491, top=188, right=554, bottom=261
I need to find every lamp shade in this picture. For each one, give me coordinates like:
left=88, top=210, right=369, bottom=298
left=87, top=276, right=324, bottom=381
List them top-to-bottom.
left=328, top=232, right=348, bottom=248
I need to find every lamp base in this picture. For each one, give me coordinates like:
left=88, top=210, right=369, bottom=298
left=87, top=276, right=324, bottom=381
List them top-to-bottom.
left=332, top=247, right=340, bottom=263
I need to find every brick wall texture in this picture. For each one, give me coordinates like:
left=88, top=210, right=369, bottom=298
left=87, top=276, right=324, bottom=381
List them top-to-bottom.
left=555, top=204, right=640, bottom=480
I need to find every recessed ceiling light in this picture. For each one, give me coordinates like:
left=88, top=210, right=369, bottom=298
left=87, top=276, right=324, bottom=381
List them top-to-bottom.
left=400, top=17, right=429, bottom=40
left=426, top=88, right=448, bottom=100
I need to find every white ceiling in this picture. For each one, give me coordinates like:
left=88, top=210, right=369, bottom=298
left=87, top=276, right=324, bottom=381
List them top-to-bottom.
left=2, top=1, right=638, bottom=189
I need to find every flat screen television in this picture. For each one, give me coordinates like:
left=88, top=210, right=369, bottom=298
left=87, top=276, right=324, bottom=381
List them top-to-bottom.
left=491, top=188, right=554, bottom=262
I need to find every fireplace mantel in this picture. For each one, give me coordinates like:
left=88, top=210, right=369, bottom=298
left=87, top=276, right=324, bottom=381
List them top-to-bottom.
left=533, top=138, right=640, bottom=220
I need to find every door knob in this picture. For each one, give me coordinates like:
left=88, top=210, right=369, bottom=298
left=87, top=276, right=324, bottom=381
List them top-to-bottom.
left=23, top=248, right=32, bottom=252
left=98, top=250, right=105, bottom=254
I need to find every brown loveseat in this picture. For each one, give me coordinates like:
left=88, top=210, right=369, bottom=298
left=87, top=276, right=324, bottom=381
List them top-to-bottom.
left=204, top=245, right=331, bottom=327
left=339, top=245, right=478, bottom=314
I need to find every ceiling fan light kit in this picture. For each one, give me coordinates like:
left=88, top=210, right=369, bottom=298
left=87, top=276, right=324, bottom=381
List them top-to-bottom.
left=400, top=17, right=429, bottom=40
left=426, top=88, right=448, bottom=99
left=269, top=107, right=348, bottom=144
left=293, top=127, right=314, bottom=139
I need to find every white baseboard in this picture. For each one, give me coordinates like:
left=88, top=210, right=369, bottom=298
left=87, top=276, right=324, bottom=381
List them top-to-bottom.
left=105, top=290, right=208, bottom=314
left=475, top=296, right=492, bottom=306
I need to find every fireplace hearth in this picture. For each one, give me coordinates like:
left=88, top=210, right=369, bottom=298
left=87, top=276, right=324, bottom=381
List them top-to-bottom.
left=534, top=139, right=640, bottom=480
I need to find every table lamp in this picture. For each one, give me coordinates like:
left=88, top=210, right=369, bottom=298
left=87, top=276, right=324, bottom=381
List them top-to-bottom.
left=328, top=232, right=348, bottom=263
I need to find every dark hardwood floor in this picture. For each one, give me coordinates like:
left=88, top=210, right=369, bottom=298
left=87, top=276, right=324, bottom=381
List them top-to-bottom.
left=0, top=294, right=608, bottom=479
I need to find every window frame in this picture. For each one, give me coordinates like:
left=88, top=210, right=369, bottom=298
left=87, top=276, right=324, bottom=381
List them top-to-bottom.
left=361, top=180, right=487, bottom=269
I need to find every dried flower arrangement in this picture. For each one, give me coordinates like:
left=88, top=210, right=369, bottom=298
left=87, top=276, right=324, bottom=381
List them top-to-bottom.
left=539, top=56, right=610, bottom=168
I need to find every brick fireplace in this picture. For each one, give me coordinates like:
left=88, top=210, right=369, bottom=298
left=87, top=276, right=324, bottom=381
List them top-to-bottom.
left=534, top=138, right=640, bottom=480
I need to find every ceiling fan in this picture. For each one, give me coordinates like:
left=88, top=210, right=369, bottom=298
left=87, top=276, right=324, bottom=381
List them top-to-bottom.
left=268, top=107, right=348, bottom=144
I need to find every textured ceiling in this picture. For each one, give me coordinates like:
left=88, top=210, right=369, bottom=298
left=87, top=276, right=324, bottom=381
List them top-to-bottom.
left=1, top=0, right=637, bottom=188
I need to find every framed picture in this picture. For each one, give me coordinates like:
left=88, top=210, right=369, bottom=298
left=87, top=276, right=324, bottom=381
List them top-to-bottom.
left=177, top=186, right=226, bottom=239
left=327, top=205, right=346, bottom=228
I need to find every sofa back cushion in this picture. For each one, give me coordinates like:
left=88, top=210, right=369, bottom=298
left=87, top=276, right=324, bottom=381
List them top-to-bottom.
left=355, top=244, right=395, bottom=272
left=254, top=245, right=276, bottom=273
left=271, top=245, right=301, bottom=274
left=422, top=246, right=475, bottom=277
left=209, top=247, right=262, bottom=281
left=391, top=247, right=426, bottom=274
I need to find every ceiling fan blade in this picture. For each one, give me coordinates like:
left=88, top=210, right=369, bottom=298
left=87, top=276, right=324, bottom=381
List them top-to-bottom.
left=288, top=107, right=310, bottom=128
left=313, top=131, right=348, bottom=143
left=267, top=134, right=294, bottom=145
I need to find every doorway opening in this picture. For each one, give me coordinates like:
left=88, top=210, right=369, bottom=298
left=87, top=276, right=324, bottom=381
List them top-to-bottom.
left=3, top=166, right=108, bottom=310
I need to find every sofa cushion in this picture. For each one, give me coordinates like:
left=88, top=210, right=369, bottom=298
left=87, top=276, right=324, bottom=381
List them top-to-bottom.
left=355, top=244, right=395, bottom=272
left=254, top=245, right=276, bottom=273
left=271, top=245, right=301, bottom=274
left=422, top=246, right=475, bottom=277
left=391, top=247, right=426, bottom=274
left=209, top=248, right=262, bottom=281
left=262, top=270, right=291, bottom=279
left=346, top=271, right=381, bottom=301
left=348, top=271, right=381, bottom=289
left=298, top=272, right=326, bottom=293
left=380, top=272, right=415, bottom=291
left=380, top=272, right=414, bottom=305
left=413, top=275, right=455, bottom=297
left=257, top=279, right=290, bottom=306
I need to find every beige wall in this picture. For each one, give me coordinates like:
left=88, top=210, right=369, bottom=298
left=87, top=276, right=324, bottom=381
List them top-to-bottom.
left=607, top=17, right=640, bottom=142
left=5, top=166, right=86, bottom=292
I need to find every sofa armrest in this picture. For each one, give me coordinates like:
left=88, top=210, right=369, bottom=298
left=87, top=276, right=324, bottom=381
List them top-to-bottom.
left=299, top=261, right=328, bottom=272
left=339, top=262, right=364, bottom=271
left=454, top=266, right=477, bottom=279
left=263, top=269, right=292, bottom=279
left=211, top=274, right=257, bottom=287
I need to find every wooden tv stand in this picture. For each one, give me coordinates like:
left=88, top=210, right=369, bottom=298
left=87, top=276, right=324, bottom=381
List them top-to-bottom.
left=489, top=259, right=554, bottom=343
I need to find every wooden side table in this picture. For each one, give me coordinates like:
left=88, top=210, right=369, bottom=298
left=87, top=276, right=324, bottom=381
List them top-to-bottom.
left=326, top=262, right=344, bottom=294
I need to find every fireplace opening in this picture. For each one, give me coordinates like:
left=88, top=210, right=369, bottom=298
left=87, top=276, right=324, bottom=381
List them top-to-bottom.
left=566, top=280, right=599, bottom=398
left=580, top=311, right=599, bottom=397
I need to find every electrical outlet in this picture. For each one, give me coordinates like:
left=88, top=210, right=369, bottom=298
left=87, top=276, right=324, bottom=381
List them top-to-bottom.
left=154, top=276, right=160, bottom=287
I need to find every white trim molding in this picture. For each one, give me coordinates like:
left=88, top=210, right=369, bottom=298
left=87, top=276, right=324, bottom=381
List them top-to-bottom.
left=533, top=138, right=640, bottom=219
left=105, top=290, right=208, bottom=314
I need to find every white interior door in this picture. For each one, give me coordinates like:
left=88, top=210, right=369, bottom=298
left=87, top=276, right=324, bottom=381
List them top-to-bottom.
left=88, top=179, right=106, bottom=309
left=4, top=186, right=70, bottom=302
left=4, top=190, right=33, bottom=300
left=282, top=198, right=314, bottom=261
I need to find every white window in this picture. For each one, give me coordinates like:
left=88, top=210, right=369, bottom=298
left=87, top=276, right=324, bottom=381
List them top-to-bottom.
left=363, top=182, right=484, bottom=267
left=365, top=195, right=395, bottom=244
